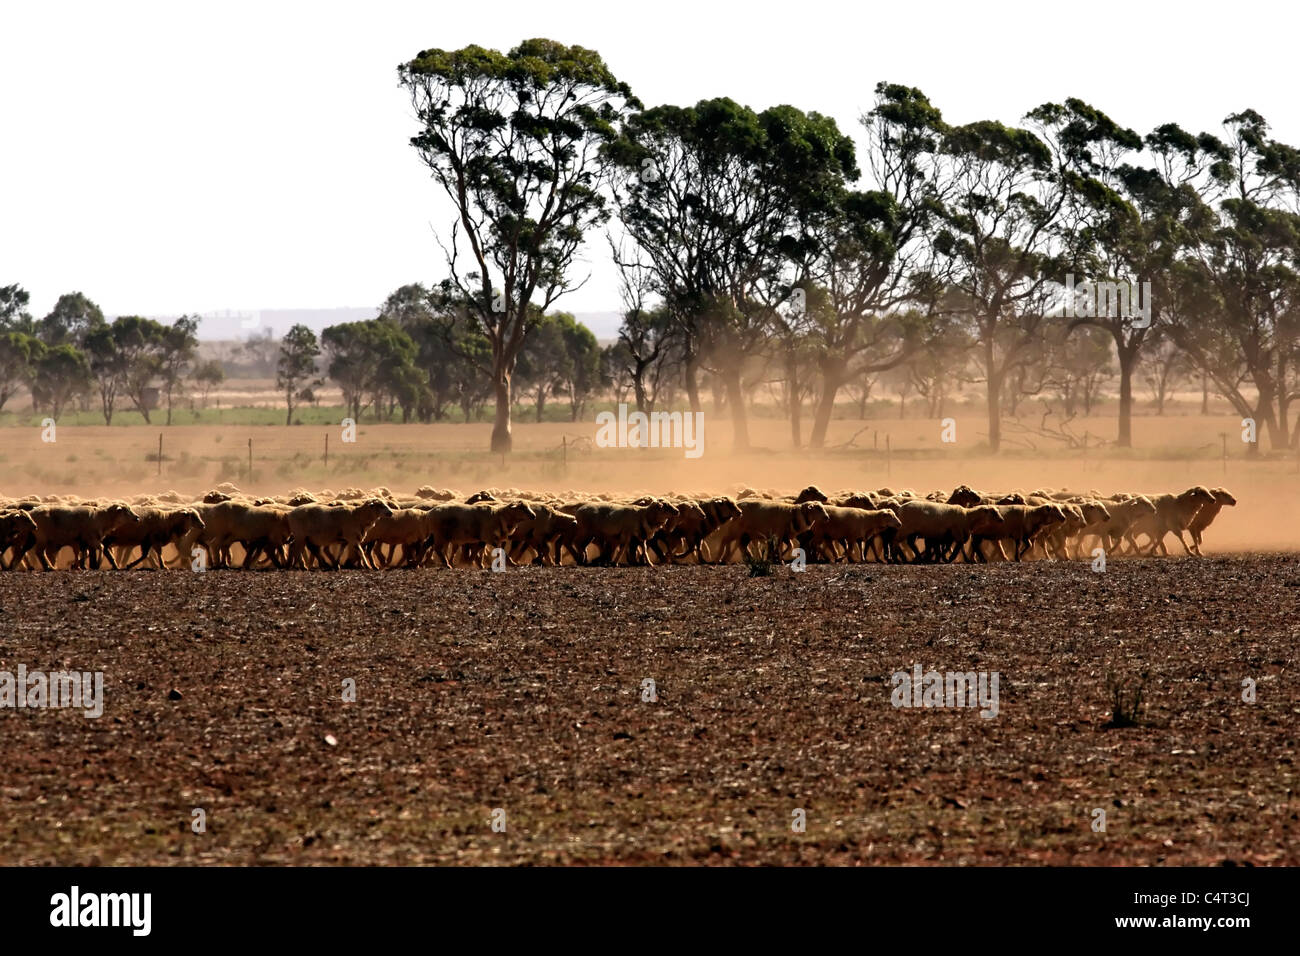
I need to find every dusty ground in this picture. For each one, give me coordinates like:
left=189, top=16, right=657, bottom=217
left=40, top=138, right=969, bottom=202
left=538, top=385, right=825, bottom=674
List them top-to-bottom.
left=3, top=412, right=1295, bottom=550
left=1, top=556, right=1296, bottom=865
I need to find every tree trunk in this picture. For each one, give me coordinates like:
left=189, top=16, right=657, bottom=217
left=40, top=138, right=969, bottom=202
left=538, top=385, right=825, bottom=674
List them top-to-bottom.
left=785, top=345, right=802, bottom=449
left=1117, top=347, right=1135, bottom=449
left=683, top=351, right=701, bottom=415
left=1277, top=354, right=1292, bottom=450
left=809, top=359, right=845, bottom=449
left=632, top=360, right=650, bottom=414
left=723, top=367, right=749, bottom=451
left=986, top=367, right=1002, bottom=453
left=1201, top=370, right=1209, bottom=415
left=491, top=373, right=513, bottom=454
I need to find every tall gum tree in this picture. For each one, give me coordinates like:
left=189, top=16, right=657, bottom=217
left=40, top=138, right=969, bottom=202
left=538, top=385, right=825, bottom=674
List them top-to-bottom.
left=400, top=39, right=636, bottom=452
left=796, top=83, right=949, bottom=448
left=608, top=98, right=856, bottom=449
left=1042, top=106, right=1220, bottom=448
left=1172, top=111, right=1300, bottom=453
left=928, top=120, right=1063, bottom=452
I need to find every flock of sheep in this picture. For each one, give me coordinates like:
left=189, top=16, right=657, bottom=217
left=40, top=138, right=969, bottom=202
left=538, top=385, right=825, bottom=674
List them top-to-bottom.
left=0, top=482, right=1237, bottom=571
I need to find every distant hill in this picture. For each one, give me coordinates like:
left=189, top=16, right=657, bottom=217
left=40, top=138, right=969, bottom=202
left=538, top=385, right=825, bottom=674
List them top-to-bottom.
left=191, top=307, right=622, bottom=341
left=191, top=307, right=380, bottom=341
left=572, top=311, right=622, bottom=339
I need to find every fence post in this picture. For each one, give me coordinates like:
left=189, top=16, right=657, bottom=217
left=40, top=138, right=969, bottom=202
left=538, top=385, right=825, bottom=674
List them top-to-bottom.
left=324, top=432, right=329, bottom=470
left=157, top=433, right=162, bottom=477
left=886, top=434, right=892, bottom=478
left=248, top=438, right=253, bottom=485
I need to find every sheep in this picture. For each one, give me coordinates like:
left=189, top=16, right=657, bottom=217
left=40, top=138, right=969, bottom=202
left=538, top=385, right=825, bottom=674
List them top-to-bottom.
left=1125, top=486, right=1217, bottom=556
left=1187, top=487, right=1236, bottom=556
left=1080, top=496, right=1158, bottom=557
left=660, top=497, right=742, bottom=563
left=287, top=500, right=394, bottom=570
left=199, top=501, right=293, bottom=569
left=568, top=501, right=678, bottom=566
left=712, top=501, right=829, bottom=564
left=894, top=501, right=989, bottom=563
left=421, top=502, right=536, bottom=568
left=24, top=504, right=141, bottom=570
left=506, top=504, right=579, bottom=567
left=966, top=505, right=1064, bottom=562
left=808, top=506, right=903, bottom=563
left=106, top=507, right=205, bottom=570
left=0, top=510, right=38, bottom=570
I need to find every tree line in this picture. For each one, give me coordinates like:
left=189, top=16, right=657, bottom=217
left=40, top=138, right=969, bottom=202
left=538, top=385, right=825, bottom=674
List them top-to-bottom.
left=396, top=38, right=1300, bottom=454
left=9, top=39, right=1298, bottom=453
left=0, top=282, right=605, bottom=427
left=273, top=285, right=602, bottom=427
left=0, top=288, right=220, bottom=424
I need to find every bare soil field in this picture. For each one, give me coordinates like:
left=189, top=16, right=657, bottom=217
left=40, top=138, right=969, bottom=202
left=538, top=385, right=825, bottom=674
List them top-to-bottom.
left=1, top=557, right=1295, bottom=865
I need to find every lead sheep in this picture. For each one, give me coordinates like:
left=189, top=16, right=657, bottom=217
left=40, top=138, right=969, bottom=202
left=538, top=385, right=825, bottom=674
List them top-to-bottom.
left=1125, top=486, right=1216, bottom=556
left=1187, top=487, right=1236, bottom=556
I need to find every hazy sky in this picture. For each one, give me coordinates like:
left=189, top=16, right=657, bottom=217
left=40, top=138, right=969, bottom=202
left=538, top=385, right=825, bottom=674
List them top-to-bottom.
left=3, top=0, right=1295, bottom=326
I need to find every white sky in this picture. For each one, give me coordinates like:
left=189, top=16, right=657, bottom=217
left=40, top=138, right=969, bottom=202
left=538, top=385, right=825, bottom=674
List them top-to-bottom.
left=3, top=0, right=1296, bottom=327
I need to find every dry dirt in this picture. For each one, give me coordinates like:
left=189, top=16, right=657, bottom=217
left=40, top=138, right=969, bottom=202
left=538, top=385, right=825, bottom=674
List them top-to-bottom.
left=5, top=413, right=1295, bottom=551
left=1, top=556, right=1296, bottom=865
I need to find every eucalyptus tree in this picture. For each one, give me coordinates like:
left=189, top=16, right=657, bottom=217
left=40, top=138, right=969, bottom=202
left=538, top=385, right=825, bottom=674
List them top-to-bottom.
left=400, top=39, right=637, bottom=452
left=796, top=83, right=950, bottom=448
left=608, top=98, right=856, bottom=449
left=928, top=98, right=1133, bottom=451
left=1171, top=111, right=1300, bottom=451
left=1063, top=115, right=1224, bottom=446
left=924, top=117, right=1066, bottom=451
left=608, top=244, right=677, bottom=414
left=379, top=282, right=491, bottom=422
left=0, top=285, right=33, bottom=334
left=39, top=292, right=105, bottom=347
left=515, top=312, right=570, bottom=422
left=555, top=312, right=601, bottom=420
left=84, top=316, right=167, bottom=425
left=158, top=316, right=199, bottom=425
left=322, top=319, right=418, bottom=422
left=277, top=324, right=322, bottom=426
left=0, top=331, right=37, bottom=412
left=33, top=345, right=91, bottom=419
